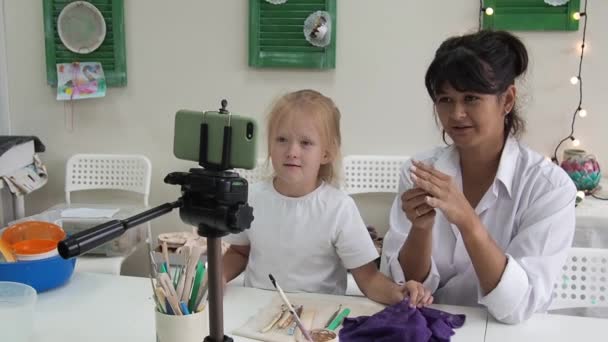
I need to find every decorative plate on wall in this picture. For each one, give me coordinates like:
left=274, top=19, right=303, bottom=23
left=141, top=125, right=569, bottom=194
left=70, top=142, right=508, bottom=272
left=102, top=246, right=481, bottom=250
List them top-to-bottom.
left=248, top=0, right=337, bottom=69
left=57, top=1, right=106, bottom=54
left=303, top=11, right=332, bottom=48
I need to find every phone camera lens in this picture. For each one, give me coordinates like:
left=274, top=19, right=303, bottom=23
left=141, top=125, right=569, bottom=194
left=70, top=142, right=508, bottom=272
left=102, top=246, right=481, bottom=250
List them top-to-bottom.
left=246, top=122, right=254, bottom=140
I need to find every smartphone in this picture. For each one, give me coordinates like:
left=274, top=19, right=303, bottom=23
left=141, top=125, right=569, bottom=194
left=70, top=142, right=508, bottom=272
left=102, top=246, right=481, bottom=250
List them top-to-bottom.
left=173, top=109, right=258, bottom=170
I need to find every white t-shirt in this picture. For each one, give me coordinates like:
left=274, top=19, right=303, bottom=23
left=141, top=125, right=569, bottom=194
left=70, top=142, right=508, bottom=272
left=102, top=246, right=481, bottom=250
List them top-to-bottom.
left=380, top=137, right=576, bottom=324
left=224, top=180, right=379, bottom=295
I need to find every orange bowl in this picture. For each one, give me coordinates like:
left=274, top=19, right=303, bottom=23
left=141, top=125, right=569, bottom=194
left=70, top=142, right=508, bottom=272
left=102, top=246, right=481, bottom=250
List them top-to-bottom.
left=1, top=221, right=66, bottom=247
left=12, top=240, right=58, bottom=255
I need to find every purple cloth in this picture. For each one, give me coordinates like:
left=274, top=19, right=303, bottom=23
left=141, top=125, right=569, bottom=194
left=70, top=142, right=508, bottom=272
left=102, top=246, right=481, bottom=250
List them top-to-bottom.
left=339, top=300, right=466, bottom=342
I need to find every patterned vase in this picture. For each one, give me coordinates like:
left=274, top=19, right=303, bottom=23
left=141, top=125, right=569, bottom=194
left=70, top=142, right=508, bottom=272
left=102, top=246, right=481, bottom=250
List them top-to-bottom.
left=560, top=149, right=602, bottom=192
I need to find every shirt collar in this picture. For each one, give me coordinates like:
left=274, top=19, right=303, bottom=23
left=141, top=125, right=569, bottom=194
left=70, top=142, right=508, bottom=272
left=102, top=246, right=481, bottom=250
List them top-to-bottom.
left=494, top=136, right=520, bottom=199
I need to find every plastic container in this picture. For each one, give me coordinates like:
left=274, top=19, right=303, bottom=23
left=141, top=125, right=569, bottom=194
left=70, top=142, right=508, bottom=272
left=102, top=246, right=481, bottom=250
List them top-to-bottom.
left=8, top=205, right=146, bottom=257
left=56, top=217, right=142, bottom=256
left=0, top=255, right=76, bottom=292
left=0, top=282, right=37, bottom=342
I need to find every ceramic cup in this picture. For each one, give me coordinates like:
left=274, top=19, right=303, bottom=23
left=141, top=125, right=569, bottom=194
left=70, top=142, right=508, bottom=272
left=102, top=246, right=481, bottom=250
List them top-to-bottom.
left=155, top=308, right=209, bottom=342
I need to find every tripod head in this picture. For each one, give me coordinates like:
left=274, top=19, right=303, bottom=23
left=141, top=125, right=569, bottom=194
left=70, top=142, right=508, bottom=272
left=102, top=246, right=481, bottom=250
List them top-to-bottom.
left=58, top=100, right=257, bottom=342
left=165, top=168, right=253, bottom=238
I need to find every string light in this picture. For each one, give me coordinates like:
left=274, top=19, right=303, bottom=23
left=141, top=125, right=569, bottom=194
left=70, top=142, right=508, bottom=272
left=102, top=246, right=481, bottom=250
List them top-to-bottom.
left=552, top=0, right=589, bottom=164
left=478, top=1, right=494, bottom=30
left=478, top=1, right=594, bottom=171
left=573, top=11, right=586, bottom=21
left=570, top=76, right=580, bottom=85
left=578, top=108, right=587, bottom=118
left=572, top=138, right=581, bottom=147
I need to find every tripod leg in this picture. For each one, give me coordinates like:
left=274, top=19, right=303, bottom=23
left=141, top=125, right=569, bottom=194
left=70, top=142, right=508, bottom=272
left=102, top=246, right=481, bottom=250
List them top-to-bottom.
left=205, top=236, right=233, bottom=342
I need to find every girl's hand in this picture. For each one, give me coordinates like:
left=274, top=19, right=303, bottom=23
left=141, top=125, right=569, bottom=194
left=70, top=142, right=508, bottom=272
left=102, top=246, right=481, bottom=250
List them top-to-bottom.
left=409, top=160, right=476, bottom=229
left=401, top=188, right=436, bottom=230
left=401, top=280, right=433, bottom=308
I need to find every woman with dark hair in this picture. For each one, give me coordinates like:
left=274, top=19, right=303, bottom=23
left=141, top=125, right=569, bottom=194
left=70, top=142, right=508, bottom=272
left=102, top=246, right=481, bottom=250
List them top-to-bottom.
left=380, top=30, right=576, bottom=324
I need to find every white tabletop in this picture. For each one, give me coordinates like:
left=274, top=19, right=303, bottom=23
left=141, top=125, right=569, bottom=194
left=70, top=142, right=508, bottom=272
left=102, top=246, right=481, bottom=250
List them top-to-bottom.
left=34, top=272, right=489, bottom=342
left=34, top=272, right=608, bottom=342
left=34, top=273, right=156, bottom=342
left=485, top=313, right=607, bottom=342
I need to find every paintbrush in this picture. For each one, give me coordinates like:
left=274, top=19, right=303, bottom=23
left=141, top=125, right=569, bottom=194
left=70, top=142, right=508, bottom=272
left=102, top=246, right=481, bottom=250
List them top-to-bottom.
left=268, top=274, right=313, bottom=342
left=324, top=304, right=342, bottom=328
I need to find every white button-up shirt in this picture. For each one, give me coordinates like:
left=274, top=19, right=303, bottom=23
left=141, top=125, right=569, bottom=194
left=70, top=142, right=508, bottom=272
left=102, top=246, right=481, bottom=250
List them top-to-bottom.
left=380, top=137, right=576, bottom=324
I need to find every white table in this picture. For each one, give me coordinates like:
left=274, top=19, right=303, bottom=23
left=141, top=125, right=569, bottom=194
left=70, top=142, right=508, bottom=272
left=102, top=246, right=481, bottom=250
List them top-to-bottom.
left=574, top=178, right=608, bottom=248
left=34, top=272, right=489, bottom=342
left=35, top=272, right=608, bottom=342
left=34, top=273, right=155, bottom=342
left=485, top=313, right=607, bottom=341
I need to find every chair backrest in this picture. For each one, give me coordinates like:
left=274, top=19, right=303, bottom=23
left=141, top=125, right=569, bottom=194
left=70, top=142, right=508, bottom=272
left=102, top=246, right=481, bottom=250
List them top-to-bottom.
left=65, top=154, right=152, bottom=205
left=342, top=155, right=410, bottom=194
left=235, top=158, right=270, bottom=185
left=549, top=247, right=608, bottom=310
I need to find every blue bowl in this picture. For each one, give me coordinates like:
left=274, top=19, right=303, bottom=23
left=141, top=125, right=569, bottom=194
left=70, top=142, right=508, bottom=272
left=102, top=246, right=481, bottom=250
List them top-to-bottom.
left=0, top=255, right=76, bottom=292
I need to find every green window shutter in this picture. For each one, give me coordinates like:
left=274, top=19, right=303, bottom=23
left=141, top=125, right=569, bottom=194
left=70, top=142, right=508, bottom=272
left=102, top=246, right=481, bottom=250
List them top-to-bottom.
left=43, top=0, right=127, bottom=87
left=249, top=0, right=336, bottom=69
left=483, top=0, right=580, bottom=31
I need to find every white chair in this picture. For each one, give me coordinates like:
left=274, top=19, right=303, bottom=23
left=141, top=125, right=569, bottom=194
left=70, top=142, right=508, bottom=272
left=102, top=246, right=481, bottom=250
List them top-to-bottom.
left=63, top=154, right=152, bottom=275
left=65, top=154, right=151, bottom=206
left=342, top=155, right=410, bottom=296
left=343, top=155, right=410, bottom=195
left=549, top=247, right=608, bottom=310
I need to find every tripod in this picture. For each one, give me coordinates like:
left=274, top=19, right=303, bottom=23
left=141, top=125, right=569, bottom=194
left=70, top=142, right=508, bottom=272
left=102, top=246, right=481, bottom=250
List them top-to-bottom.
left=58, top=101, right=254, bottom=342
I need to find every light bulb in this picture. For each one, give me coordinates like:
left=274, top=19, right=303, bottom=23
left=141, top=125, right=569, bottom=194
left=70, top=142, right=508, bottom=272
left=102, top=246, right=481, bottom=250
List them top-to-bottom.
left=485, top=7, right=494, bottom=15
left=573, top=12, right=581, bottom=20
left=570, top=76, right=579, bottom=85
left=579, top=109, right=588, bottom=118
left=572, top=139, right=581, bottom=147
left=576, top=191, right=585, bottom=199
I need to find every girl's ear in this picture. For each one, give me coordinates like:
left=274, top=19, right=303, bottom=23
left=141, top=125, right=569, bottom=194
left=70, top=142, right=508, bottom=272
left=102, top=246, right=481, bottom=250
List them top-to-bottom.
left=321, top=150, right=333, bottom=164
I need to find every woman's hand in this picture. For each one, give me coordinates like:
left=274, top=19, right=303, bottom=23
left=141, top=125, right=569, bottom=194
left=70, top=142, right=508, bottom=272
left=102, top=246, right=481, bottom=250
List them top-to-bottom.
left=409, top=160, right=476, bottom=229
left=401, top=188, right=436, bottom=230
left=401, top=280, right=433, bottom=308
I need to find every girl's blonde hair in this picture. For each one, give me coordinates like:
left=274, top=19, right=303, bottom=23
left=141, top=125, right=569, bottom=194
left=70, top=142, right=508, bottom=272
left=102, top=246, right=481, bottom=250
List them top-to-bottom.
left=266, top=89, right=342, bottom=186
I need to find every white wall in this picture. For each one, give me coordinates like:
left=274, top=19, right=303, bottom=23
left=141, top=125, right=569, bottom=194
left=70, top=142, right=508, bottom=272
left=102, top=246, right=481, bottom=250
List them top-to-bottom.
left=0, top=0, right=10, bottom=134
left=3, top=1, right=607, bottom=275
